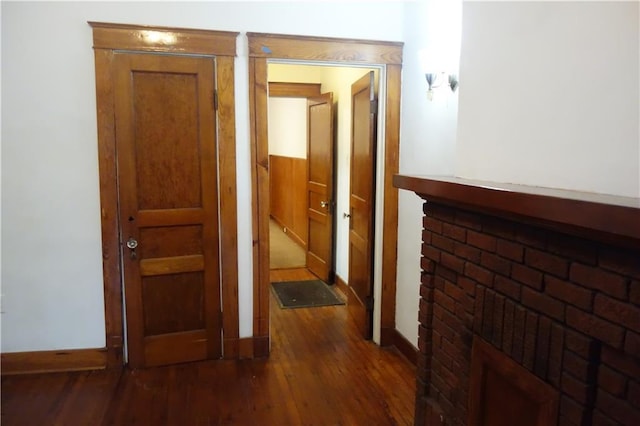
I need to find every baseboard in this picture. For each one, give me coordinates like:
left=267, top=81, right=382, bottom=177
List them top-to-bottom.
left=270, top=215, right=306, bottom=249
left=335, top=275, right=348, bottom=297
left=380, top=326, right=395, bottom=346
left=390, top=329, right=418, bottom=366
left=253, top=335, right=270, bottom=358
left=224, top=336, right=269, bottom=359
left=223, top=337, right=239, bottom=359
left=238, top=337, right=254, bottom=359
left=1, top=347, right=108, bottom=376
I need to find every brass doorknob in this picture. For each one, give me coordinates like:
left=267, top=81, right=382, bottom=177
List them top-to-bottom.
left=126, top=237, right=138, bottom=250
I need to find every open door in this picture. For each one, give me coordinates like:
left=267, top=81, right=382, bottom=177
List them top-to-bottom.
left=114, top=52, right=222, bottom=368
left=347, top=71, right=377, bottom=339
left=306, top=93, right=335, bottom=282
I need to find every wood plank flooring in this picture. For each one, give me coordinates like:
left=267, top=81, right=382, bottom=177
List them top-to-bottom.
left=2, top=268, right=415, bottom=425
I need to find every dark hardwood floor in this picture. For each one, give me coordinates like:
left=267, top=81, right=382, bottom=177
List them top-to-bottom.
left=2, top=268, right=415, bottom=425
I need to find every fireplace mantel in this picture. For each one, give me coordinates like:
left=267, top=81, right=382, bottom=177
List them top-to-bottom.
left=393, top=175, right=640, bottom=249
left=394, top=175, right=640, bottom=426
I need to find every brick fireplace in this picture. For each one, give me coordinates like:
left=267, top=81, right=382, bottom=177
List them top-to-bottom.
left=394, top=176, right=640, bottom=426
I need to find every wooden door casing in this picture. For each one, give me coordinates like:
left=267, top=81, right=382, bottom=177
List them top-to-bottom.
left=91, top=23, right=240, bottom=366
left=247, top=34, right=403, bottom=355
left=114, top=52, right=221, bottom=368
left=347, top=71, right=377, bottom=339
left=306, top=93, right=335, bottom=283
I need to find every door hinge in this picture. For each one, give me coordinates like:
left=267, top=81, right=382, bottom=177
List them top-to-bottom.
left=213, top=89, right=219, bottom=111
left=370, top=99, right=378, bottom=114
left=365, top=296, right=374, bottom=311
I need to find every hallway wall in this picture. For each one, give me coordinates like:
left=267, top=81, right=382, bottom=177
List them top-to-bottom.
left=2, top=0, right=636, bottom=355
left=1, top=1, right=404, bottom=353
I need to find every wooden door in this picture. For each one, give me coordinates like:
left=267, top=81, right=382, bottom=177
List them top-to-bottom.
left=114, top=52, right=221, bottom=368
left=347, top=72, right=377, bottom=339
left=306, top=93, right=335, bottom=282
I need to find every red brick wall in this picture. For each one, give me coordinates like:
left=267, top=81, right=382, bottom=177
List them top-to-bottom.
left=416, top=202, right=640, bottom=426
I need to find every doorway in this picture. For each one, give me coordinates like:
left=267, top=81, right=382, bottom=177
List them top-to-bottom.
left=248, top=33, right=403, bottom=356
left=267, top=62, right=379, bottom=319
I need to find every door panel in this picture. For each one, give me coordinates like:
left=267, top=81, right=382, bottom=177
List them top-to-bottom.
left=114, top=52, right=221, bottom=368
left=347, top=71, right=377, bottom=339
left=132, top=72, right=203, bottom=210
left=306, top=93, right=335, bottom=282
left=142, top=272, right=205, bottom=335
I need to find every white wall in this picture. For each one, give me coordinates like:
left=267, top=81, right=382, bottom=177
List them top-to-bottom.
left=392, top=0, right=640, bottom=350
left=395, top=0, right=461, bottom=348
left=0, top=1, right=404, bottom=353
left=12, top=1, right=634, bottom=357
left=457, top=1, right=640, bottom=198
left=266, top=63, right=331, bottom=159
left=268, top=63, right=325, bottom=84
left=267, top=64, right=323, bottom=158
left=268, top=98, right=308, bottom=158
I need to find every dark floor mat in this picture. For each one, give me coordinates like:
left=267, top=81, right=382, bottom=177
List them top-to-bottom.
left=271, top=280, right=345, bottom=309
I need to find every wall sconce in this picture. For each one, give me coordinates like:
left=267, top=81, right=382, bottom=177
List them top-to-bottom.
left=419, top=45, right=460, bottom=101
left=424, top=71, right=458, bottom=101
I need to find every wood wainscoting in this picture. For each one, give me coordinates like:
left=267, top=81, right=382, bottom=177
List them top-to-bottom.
left=269, top=154, right=307, bottom=248
left=1, top=348, right=108, bottom=376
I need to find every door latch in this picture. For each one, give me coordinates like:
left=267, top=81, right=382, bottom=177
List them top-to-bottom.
left=126, top=237, right=138, bottom=260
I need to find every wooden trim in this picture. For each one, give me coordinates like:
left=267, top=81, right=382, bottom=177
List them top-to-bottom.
left=89, top=22, right=238, bottom=56
left=90, top=24, right=240, bottom=364
left=247, top=33, right=403, bottom=65
left=248, top=33, right=403, bottom=353
left=93, top=48, right=124, bottom=369
left=216, top=55, right=240, bottom=360
left=249, top=57, right=264, bottom=345
left=251, top=57, right=271, bottom=343
left=380, top=64, right=402, bottom=342
left=268, top=82, right=321, bottom=98
left=393, top=175, right=640, bottom=249
left=270, top=215, right=305, bottom=249
left=335, top=274, right=349, bottom=298
left=380, top=326, right=396, bottom=347
left=390, top=329, right=418, bottom=366
left=253, top=336, right=270, bottom=358
left=238, top=337, right=254, bottom=359
left=1, top=348, right=108, bottom=376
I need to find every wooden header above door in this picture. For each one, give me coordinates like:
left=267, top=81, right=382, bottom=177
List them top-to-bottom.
left=89, top=22, right=238, bottom=56
left=247, top=32, right=403, bottom=65
left=268, top=82, right=321, bottom=98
